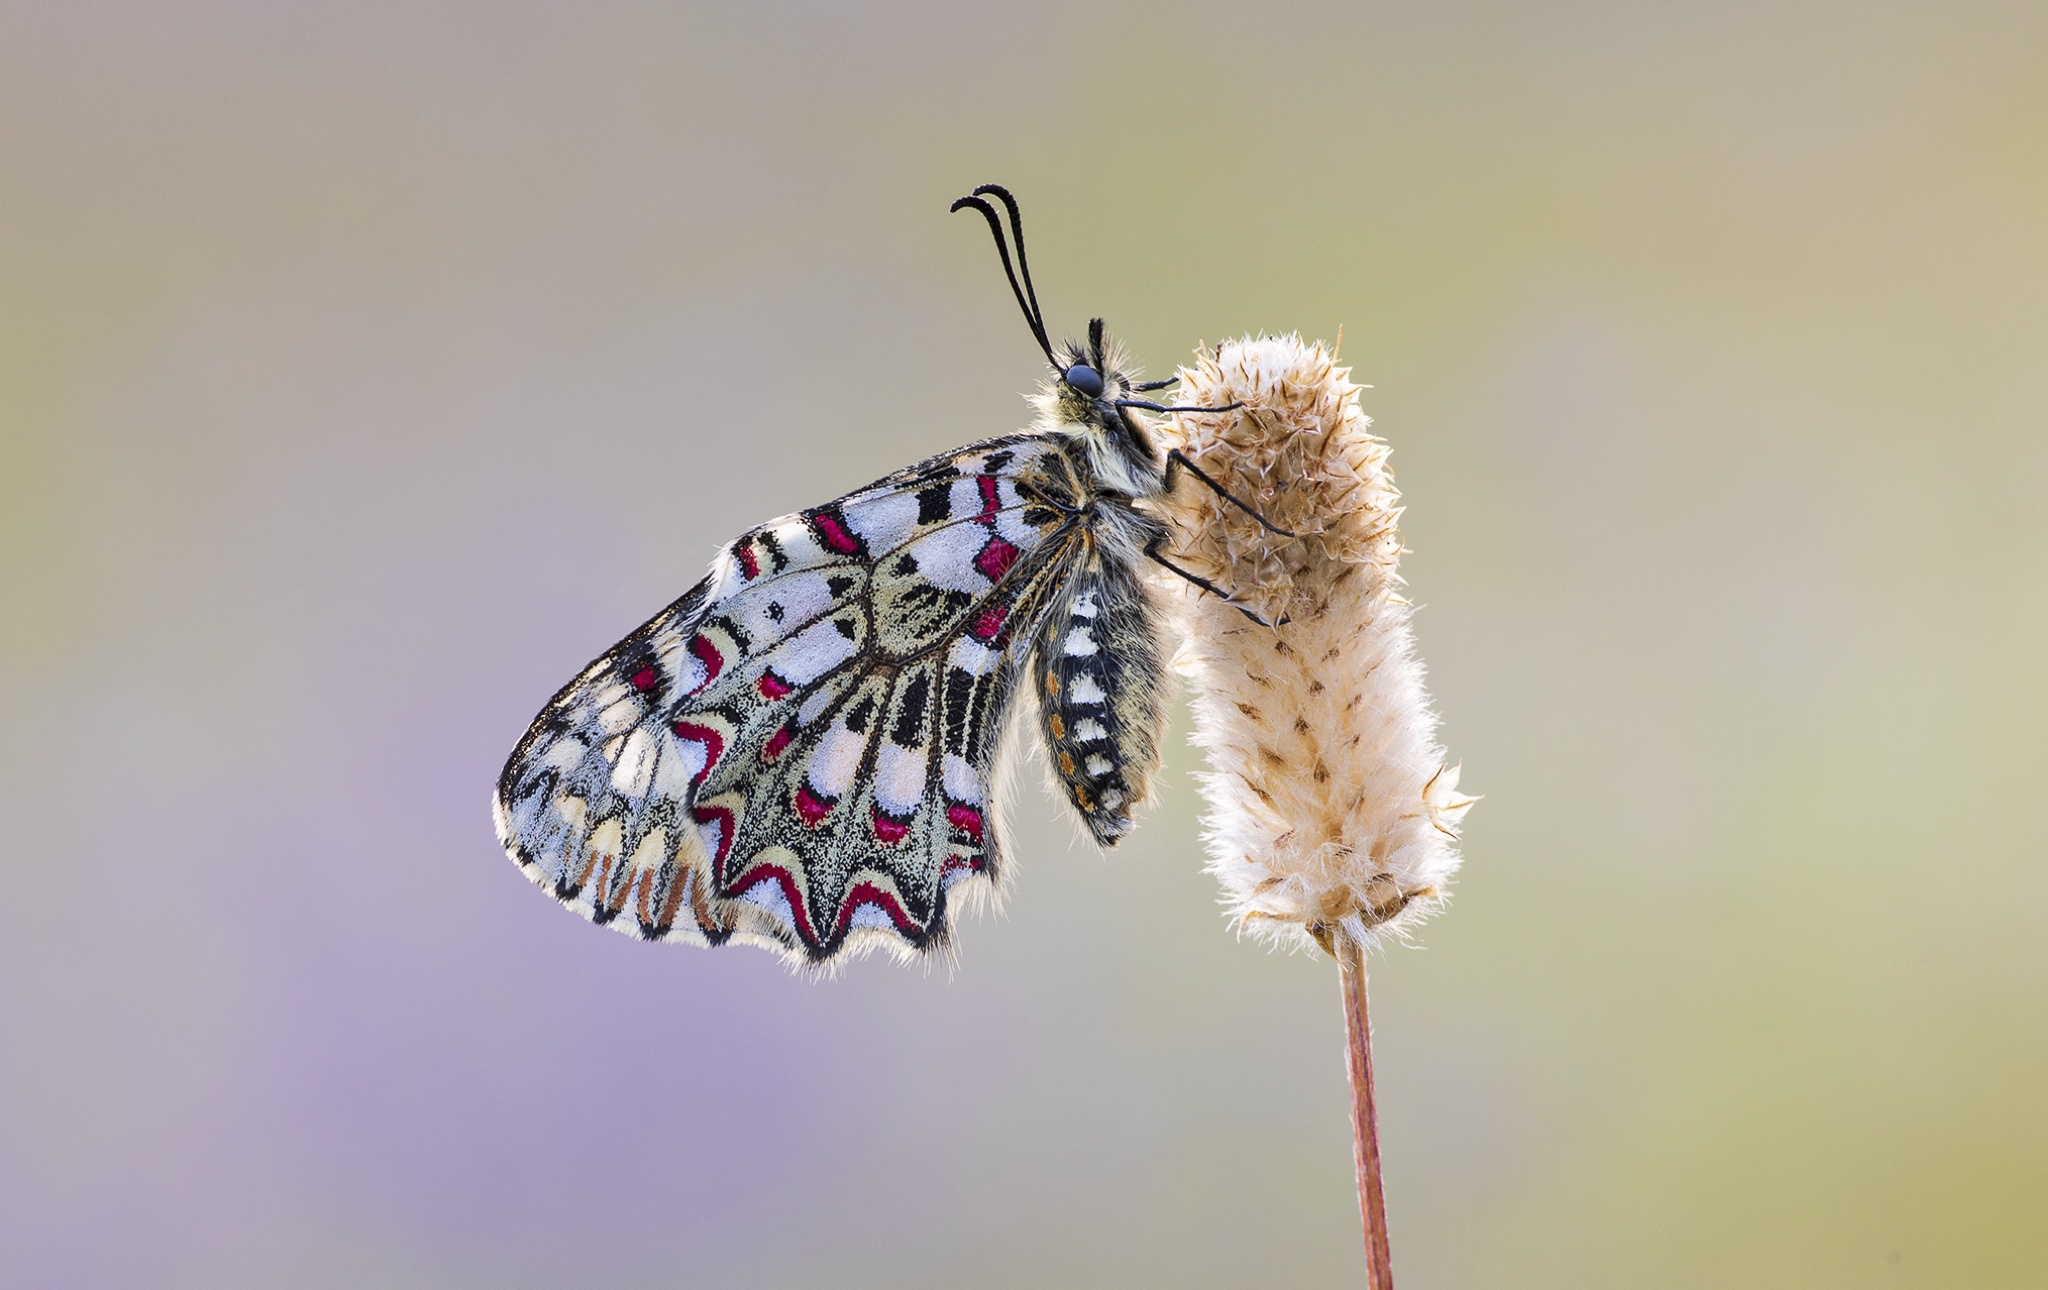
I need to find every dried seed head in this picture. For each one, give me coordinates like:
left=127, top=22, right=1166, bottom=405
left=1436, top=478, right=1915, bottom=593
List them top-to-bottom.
left=1157, top=335, right=1473, bottom=953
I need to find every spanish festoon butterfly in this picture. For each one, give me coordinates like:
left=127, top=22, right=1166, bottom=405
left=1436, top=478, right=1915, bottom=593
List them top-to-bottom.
left=493, top=185, right=1281, bottom=966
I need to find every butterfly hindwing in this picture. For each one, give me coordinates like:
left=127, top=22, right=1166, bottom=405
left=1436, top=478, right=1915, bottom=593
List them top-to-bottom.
left=494, top=434, right=1103, bottom=962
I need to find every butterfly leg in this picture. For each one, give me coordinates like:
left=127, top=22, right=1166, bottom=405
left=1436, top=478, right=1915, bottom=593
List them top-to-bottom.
left=1163, top=449, right=1296, bottom=537
left=1143, top=535, right=1277, bottom=627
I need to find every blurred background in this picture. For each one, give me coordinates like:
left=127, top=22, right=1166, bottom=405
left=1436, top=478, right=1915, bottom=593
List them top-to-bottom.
left=4, top=2, right=2045, bottom=1286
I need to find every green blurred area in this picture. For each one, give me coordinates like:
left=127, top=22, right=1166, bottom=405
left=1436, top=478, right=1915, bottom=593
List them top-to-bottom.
left=2, top=2, right=2043, bottom=1286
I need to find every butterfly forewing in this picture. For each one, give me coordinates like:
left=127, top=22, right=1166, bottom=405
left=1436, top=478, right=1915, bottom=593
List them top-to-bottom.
left=495, top=435, right=1104, bottom=963
left=493, top=581, right=724, bottom=940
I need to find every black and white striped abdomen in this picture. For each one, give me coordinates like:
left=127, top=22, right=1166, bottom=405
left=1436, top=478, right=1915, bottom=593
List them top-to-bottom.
left=1029, top=505, right=1167, bottom=844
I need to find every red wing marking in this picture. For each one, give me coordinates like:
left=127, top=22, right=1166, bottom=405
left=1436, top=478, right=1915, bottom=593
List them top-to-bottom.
left=976, top=475, right=1001, bottom=519
left=810, top=510, right=861, bottom=556
left=974, top=537, right=1020, bottom=582
left=736, top=544, right=760, bottom=580
left=969, top=604, right=1008, bottom=641
left=688, top=635, right=724, bottom=688
left=628, top=666, right=658, bottom=692
left=757, top=672, right=793, bottom=699
left=671, top=720, right=725, bottom=785
left=762, top=724, right=793, bottom=761
left=794, top=785, right=833, bottom=827
left=692, top=802, right=736, bottom=869
left=946, top=804, right=984, bottom=842
left=872, top=809, right=908, bottom=844
left=732, top=863, right=819, bottom=945
left=835, top=881, right=919, bottom=936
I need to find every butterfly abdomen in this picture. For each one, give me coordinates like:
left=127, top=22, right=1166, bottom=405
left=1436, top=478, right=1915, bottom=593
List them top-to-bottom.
left=1031, top=501, right=1167, bottom=845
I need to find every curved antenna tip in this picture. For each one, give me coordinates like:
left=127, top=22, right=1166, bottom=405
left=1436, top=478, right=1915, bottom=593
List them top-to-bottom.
left=950, top=185, right=1056, bottom=369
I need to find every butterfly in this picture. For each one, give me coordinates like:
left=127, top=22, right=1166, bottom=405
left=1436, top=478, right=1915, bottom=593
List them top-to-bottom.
left=493, top=184, right=1283, bottom=966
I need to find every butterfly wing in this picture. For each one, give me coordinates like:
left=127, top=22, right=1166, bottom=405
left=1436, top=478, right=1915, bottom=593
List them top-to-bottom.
left=494, top=434, right=1093, bottom=963
left=493, top=579, right=726, bottom=944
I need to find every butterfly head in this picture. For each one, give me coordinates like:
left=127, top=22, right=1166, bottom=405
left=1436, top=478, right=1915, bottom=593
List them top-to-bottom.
left=1046, top=317, right=1159, bottom=461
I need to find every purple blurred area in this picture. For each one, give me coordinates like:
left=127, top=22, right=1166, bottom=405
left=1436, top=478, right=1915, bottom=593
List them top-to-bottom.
left=3, top=3, right=2045, bottom=1286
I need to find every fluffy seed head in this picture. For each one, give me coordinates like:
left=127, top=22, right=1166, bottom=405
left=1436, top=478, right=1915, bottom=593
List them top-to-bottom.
left=1157, top=335, right=1473, bottom=953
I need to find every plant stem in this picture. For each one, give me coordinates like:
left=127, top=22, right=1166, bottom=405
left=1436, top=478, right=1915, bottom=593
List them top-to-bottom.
left=1337, top=934, right=1395, bottom=1289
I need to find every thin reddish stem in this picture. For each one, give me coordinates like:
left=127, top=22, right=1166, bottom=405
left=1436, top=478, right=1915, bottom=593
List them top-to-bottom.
left=1338, top=935, right=1394, bottom=1289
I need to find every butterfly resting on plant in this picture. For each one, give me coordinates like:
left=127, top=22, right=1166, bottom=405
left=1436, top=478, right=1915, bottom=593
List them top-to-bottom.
left=493, top=185, right=1287, bottom=966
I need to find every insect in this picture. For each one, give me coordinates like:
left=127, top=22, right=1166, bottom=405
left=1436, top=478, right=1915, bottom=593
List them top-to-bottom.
left=493, top=185, right=1283, bottom=966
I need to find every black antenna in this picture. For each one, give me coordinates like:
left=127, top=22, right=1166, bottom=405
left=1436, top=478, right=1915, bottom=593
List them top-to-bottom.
left=950, top=184, right=1058, bottom=370
left=974, top=185, right=1045, bottom=342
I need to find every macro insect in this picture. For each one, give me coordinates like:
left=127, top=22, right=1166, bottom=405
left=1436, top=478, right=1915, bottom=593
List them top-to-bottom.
left=493, top=184, right=1283, bottom=965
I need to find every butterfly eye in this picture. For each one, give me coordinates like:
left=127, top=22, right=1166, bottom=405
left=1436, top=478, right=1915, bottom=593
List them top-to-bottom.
left=1063, top=364, right=1105, bottom=398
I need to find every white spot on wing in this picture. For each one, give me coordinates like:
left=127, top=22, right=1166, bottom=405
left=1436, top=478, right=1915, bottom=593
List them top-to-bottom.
left=948, top=477, right=983, bottom=518
left=842, top=491, right=920, bottom=553
left=995, top=507, right=1047, bottom=545
left=767, top=517, right=827, bottom=566
left=903, top=521, right=995, bottom=594
left=706, top=549, right=750, bottom=603
left=725, top=572, right=836, bottom=643
left=1072, top=591, right=1099, bottom=618
left=770, top=617, right=860, bottom=684
left=1063, top=627, right=1098, bottom=657
left=948, top=637, right=998, bottom=677
left=676, top=652, right=708, bottom=695
left=1067, top=673, right=1107, bottom=704
left=798, top=688, right=836, bottom=727
left=595, top=691, right=641, bottom=734
left=1072, top=718, right=1108, bottom=742
left=807, top=721, right=868, bottom=798
left=611, top=729, right=657, bottom=796
left=671, top=730, right=711, bottom=783
left=542, top=738, right=585, bottom=771
left=650, top=738, right=689, bottom=797
left=875, top=743, right=926, bottom=815
left=942, top=754, right=982, bottom=805
left=1084, top=754, right=1113, bottom=777
left=555, top=795, right=588, bottom=831
left=694, top=811, right=725, bottom=862
left=588, top=817, right=624, bottom=862
left=628, top=827, right=668, bottom=876
left=739, top=875, right=796, bottom=926
left=847, top=902, right=895, bottom=931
